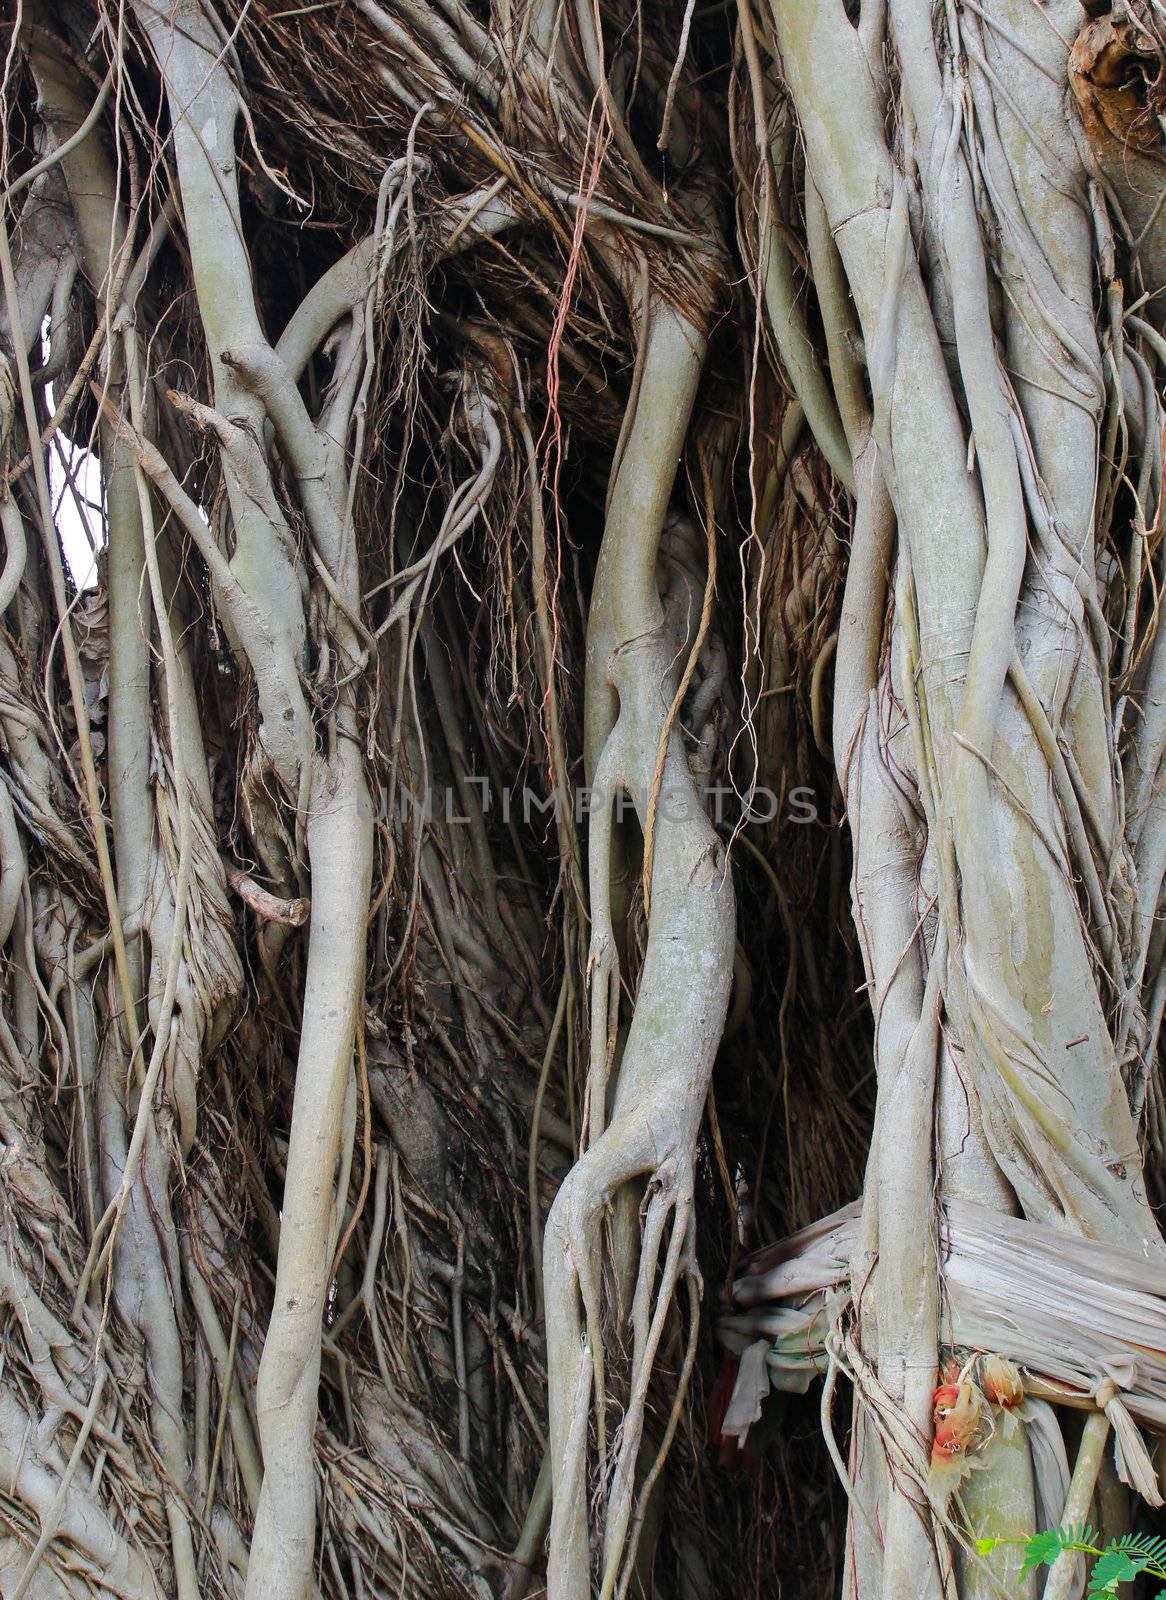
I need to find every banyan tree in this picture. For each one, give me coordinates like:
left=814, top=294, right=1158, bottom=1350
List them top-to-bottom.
left=1, top=0, right=1165, bottom=1596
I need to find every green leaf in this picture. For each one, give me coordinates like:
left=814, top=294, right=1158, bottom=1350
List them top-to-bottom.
left=1020, top=1527, right=1101, bottom=1578
left=1021, top=1530, right=1072, bottom=1577
left=1111, top=1533, right=1166, bottom=1571
left=976, top=1538, right=1002, bottom=1556
left=1086, top=1549, right=1150, bottom=1596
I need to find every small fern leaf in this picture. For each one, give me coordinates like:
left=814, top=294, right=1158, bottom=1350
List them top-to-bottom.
left=1113, top=1533, right=1166, bottom=1561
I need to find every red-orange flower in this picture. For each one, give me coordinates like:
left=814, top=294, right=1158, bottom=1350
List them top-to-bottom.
left=928, top=1376, right=988, bottom=1496
left=931, top=1377, right=985, bottom=1458
left=932, top=1381, right=960, bottom=1417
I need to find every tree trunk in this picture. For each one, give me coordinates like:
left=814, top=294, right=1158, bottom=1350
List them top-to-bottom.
left=0, top=0, right=1164, bottom=1597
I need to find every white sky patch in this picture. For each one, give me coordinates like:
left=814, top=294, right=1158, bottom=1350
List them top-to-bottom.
left=41, top=318, right=105, bottom=590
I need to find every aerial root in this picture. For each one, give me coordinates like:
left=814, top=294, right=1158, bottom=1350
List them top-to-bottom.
left=600, top=1167, right=694, bottom=1596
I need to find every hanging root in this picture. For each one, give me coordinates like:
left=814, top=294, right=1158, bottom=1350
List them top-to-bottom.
left=543, top=292, right=735, bottom=1598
